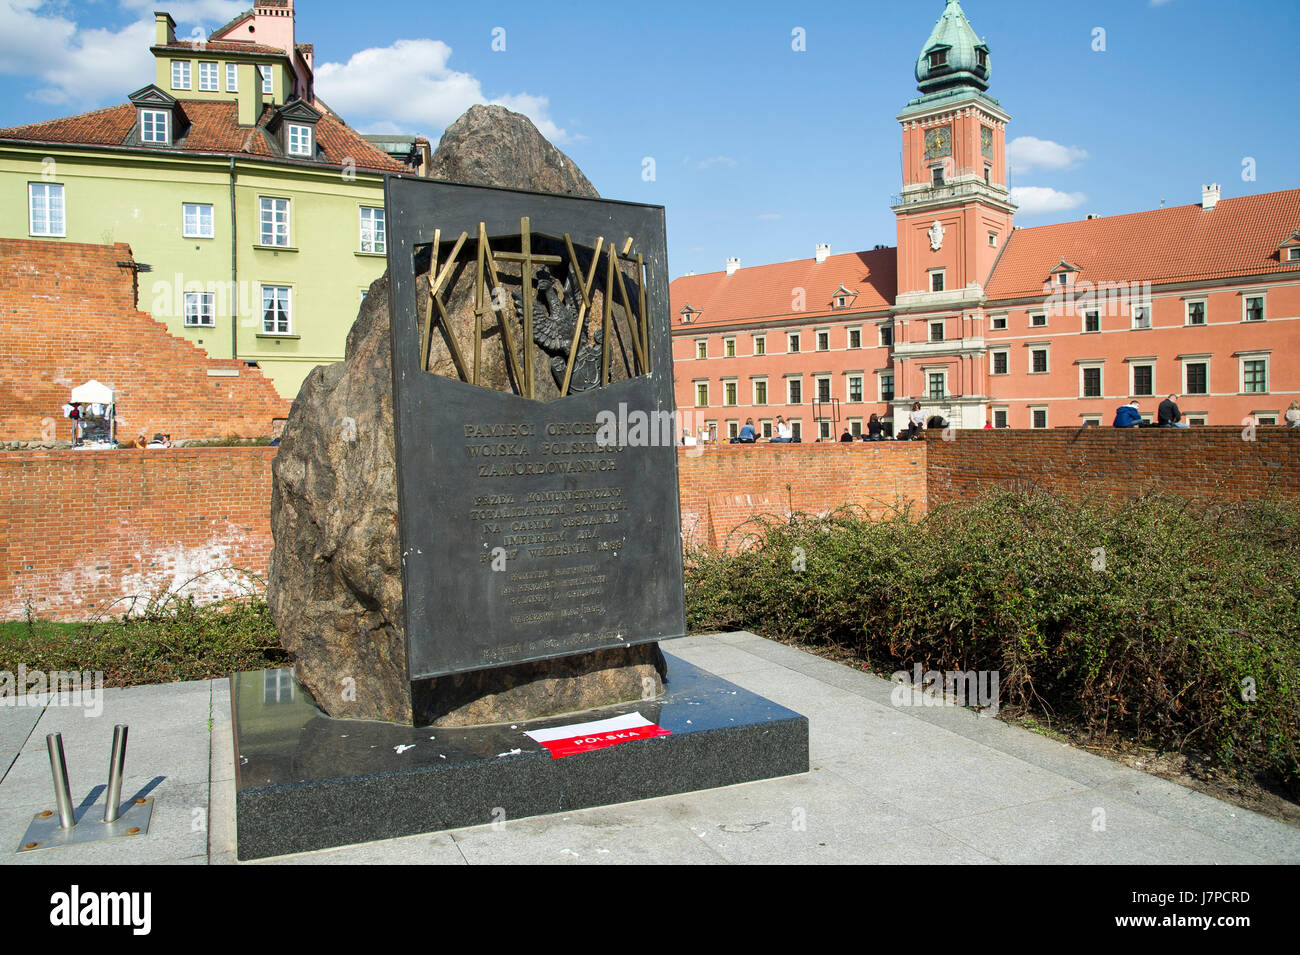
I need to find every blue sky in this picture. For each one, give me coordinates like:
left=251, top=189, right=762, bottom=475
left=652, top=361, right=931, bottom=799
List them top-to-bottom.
left=1, top=0, right=1296, bottom=278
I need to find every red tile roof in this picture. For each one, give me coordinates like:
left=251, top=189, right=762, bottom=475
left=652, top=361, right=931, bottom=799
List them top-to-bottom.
left=153, top=40, right=287, bottom=56
left=0, top=99, right=409, bottom=173
left=986, top=188, right=1300, bottom=299
left=670, top=249, right=897, bottom=330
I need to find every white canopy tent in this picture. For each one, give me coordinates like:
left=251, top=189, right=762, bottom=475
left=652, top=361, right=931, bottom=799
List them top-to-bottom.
left=69, top=380, right=116, bottom=445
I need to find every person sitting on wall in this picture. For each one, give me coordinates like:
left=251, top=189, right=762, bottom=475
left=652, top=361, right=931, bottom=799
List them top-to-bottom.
left=1157, top=394, right=1188, bottom=428
left=1287, top=400, right=1300, bottom=428
left=1113, top=401, right=1143, bottom=428
left=907, top=402, right=926, bottom=440
left=867, top=414, right=884, bottom=441
left=771, top=416, right=793, bottom=443
left=737, top=418, right=757, bottom=443
left=840, top=428, right=854, bottom=443
left=129, top=432, right=149, bottom=449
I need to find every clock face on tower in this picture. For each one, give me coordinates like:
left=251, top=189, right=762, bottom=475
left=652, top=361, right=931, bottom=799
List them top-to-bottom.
left=924, top=125, right=952, bottom=160
left=981, top=126, right=993, bottom=159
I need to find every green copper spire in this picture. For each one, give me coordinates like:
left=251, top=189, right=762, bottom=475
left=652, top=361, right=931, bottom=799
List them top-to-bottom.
left=915, top=0, right=991, bottom=95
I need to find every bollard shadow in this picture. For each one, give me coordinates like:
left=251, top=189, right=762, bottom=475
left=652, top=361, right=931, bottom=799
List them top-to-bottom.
left=124, top=776, right=166, bottom=804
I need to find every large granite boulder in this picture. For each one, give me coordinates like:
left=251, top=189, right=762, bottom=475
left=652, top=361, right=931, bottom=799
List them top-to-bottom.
left=269, top=105, right=663, bottom=726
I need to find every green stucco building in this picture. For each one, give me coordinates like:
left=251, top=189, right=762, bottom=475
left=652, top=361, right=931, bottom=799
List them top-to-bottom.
left=0, top=3, right=408, bottom=397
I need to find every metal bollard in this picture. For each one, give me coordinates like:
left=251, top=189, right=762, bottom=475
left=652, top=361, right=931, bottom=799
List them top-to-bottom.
left=103, top=724, right=129, bottom=824
left=45, top=733, right=75, bottom=830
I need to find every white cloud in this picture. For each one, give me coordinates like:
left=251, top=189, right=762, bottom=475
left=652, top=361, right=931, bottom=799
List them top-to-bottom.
left=0, top=0, right=245, bottom=108
left=315, top=39, right=567, bottom=143
left=1006, top=136, right=1089, bottom=175
left=697, top=155, right=737, bottom=169
left=1011, top=186, right=1087, bottom=216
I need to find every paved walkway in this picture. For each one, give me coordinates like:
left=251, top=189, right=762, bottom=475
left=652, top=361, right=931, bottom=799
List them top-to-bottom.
left=2, top=631, right=1297, bottom=864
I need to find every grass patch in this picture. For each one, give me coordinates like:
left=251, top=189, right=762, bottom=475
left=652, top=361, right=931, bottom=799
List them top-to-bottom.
left=686, top=488, right=1300, bottom=797
left=1, top=591, right=287, bottom=688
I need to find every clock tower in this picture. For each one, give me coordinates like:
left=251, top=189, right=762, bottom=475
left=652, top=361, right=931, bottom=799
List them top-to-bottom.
left=890, top=0, right=1015, bottom=430
left=893, top=0, right=1015, bottom=303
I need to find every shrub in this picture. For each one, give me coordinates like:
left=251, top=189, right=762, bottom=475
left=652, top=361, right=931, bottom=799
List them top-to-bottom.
left=686, top=489, right=1300, bottom=793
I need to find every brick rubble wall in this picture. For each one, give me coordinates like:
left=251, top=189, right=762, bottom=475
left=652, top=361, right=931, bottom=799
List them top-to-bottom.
left=0, top=238, right=290, bottom=444
left=927, top=426, right=1300, bottom=506
left=676, top=443, right=929, bottom=551
left=0, top=448, right=276, bottom=622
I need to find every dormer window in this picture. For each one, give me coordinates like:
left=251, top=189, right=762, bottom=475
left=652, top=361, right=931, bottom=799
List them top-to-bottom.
left=976, top=47, right=988, bottom=70
left=929, top=49, right=947, bottom=69
left=140, top=110, right=170, bottom=145
left=287, top=124, right=313, bottom=157
left=1290, top=248, right=1300, bottom=262
left=1049, top=257, right=1081, bottom=288
left=830, top=284, right=859, bottom=310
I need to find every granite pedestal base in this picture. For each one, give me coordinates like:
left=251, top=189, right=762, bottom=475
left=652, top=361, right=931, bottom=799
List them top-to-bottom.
left=231, top=653, right=808, bottom=860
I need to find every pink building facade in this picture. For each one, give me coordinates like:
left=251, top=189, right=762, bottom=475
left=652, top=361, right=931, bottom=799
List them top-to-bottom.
left=670, top=1, right=1300, bottom=438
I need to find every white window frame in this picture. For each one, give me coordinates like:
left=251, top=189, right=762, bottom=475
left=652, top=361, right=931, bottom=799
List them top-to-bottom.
left=171, top=60, right=191, bottom=90
left=198, top=61, right=218, bottom=91
left=225, top=63, right=239, bottom=92
left=259, top=64, right=273, bottom=94
left=140, top=109, right=170, bottom=145
left=287, top=124, right=313, bottom=157
left=28, top=182, right=65, bottom=237
left=258, top=196, right=290, bottom=247
left=182, top=202, right=214, bottom=239
left=359, top=206, right=385, bottom=254
left=988, top=231, right=998, bottom=248
left=1288, top=248, right=1300, bottom=262
left=929, top=268, right=946, bottom=293
left=260, top=285, right=292, bottom=335
left=184, top=291, right=215, bottom=327
left=1242, top=292, right=1265, bottom=323
left=1184, top=298, right=1207, bottom=326
left=1132, top=301, right=1153, bottom=330
left=1082, top=309, right=1101, bottom=333
left=1029, top=312, right=1047, bottom=328
left=990, top=314, right=1007, bottom=330
left=929, top=320, right=945, bottom=342
left=879, top=325, right=894, bottom=347
left=847, top=327, right=862, bottom=349
left=816, top=328, right=830, bottom=351
left=787, top=331, right=800, bottom=353
left=753, top=334, right=766, bottom=356
left=723, top=337, right=736, bottom=358
left=695, top=339, right=707, bottom=360
left=1029, top=346, right=1050, bottom=375
left=990, top=348, right=1009, bottom=376
left=1239, top=354, right=1269, bottom=395
left=1182, top=358, right=1210, bottom=396
left=1078, top=361, right=1104, bottom=398
left=1130, top=361, right=1155, bottom=397
left=926, top=369, right=947, bottom=400
left=878, top=371, right=894, bottom=403
left=814, top=375, right=832, bottom=404
left=847, top=375, right=863, bottom=403
left=752, top=377, right=769, bottom=406
left=786, top=377, right=803, bottom=405
left=722, top=379, right=738, bottom=407
left=694, top=381, right=709, bottom=407
left=992, top=406, right=1009, bottom=429
left=1030, top=406, right=1049, bottom=429
left=1082, top=415, right=1102, bottom=427
left=848, top=418, right=863, bottom=437
left=759, top=419, right=773, bottom=439
left=727, top=420, right=739, bottom=441
left=790, top=420, right=803, bottom=441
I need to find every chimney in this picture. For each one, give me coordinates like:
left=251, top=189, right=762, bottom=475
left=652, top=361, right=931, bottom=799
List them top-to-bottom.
left=154, top=12, right=176, bottom=45
left=236, top=62, right=263, bottom=126
left=1201, top=183, right=1220, bottom=210
left=1086, top=213, right=1099, bottom=220
left=815, top=243, right=830, bottom=264
left=725, top=257, right=740, bottom=276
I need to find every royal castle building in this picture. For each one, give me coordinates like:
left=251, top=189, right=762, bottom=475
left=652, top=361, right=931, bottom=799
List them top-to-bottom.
left=670, top=0, right=1300, bottom=439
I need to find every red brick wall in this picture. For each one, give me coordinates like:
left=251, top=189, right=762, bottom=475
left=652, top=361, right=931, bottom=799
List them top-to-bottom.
left=0, top=239, right=290, bottom=444
left=927, top=427, right=1300, bottom=505
left=4, top=432, right=1297, bottom=621
left=676, top=443, right=928, bottom=551
left=0, top=448, right=276, bottom=622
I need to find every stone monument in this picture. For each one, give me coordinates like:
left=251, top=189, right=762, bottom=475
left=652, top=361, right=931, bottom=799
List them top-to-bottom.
left=235, top=106, right=807, bottom=860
